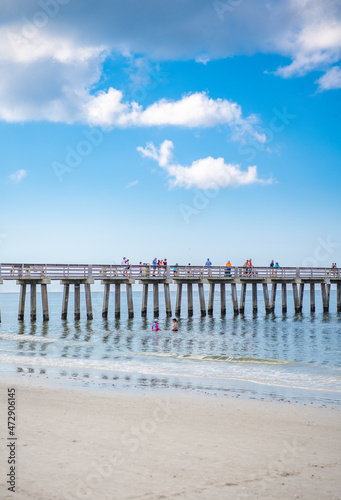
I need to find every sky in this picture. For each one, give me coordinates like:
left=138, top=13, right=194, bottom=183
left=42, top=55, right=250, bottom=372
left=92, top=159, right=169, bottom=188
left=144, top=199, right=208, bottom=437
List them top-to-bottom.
left=1, top=0, right=341, bottom=270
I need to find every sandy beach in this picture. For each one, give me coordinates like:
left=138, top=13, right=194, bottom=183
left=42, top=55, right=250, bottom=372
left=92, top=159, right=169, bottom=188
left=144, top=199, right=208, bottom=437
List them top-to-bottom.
left=0, top=377, right=340, bottom=500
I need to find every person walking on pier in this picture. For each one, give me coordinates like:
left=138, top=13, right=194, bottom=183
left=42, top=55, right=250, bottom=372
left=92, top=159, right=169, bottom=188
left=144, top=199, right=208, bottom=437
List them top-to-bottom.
left=152, top=257, right=158, bottom=276
left=205, top=258, right=212, bottom=276
left=270, top=259, right=275, bottom=276
left=225, top=260, right=232, bottom=276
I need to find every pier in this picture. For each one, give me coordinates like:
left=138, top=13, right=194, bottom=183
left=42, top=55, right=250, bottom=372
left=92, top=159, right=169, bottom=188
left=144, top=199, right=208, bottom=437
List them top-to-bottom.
left=0, top=263, right=340, bottom=321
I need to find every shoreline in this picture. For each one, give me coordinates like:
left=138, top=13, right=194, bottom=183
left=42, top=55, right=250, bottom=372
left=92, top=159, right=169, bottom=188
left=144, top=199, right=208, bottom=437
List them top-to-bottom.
left=0, top=376, right=340, bottom=499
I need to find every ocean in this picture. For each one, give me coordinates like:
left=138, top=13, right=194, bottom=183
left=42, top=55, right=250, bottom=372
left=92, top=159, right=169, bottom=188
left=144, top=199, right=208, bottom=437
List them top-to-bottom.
left=0, top=288, right=340, bottom=407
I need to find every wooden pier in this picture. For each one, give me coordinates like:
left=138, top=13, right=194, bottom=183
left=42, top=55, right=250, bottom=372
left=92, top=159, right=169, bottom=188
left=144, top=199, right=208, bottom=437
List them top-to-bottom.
left=0, top=263, right=340, bottom=321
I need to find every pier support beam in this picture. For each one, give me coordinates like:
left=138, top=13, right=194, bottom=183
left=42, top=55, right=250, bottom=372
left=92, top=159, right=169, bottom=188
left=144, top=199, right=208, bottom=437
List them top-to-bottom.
left=18, top=283, right=26, bottom=321
left=30, top=283, right=37, bottom=321
left=85, top=283, right=93, bottom=320
left=102, top=283, right=110, bottom=319
left=115, top=283, right=121, bottom=318
left=126, top=283, right=134, bottom=318
left=153, top=283, right=159, bottom=318
left=164, top=283, right=172, bottom=317
left=175, top=283, right=182, bottom=317
left=187, top=283, right=193, bottom=317
left=198, top=283, right=206, bottom=317
left=208, top=283, right=215, bottom=315
left=220, top=283, right=226, bottom=316
left=231, top=283, right=239, bottom=315
left=239, top=283, right=246, bottom=314
left=252, top=283, right=257, bottom=313
left=262, top=283, right=271, bottom=314
left=270, top=283, right=277, bottom=313
left=282, top=283, right=287, bottom=313
left=292, top=283, right=300, bottom=313
left=310, top=283, right=315, bottom=313
left=321, top=283, right=330, bottom=313
left=337, top=283, right=341, bottom=313
left=41, top=284, right=49, bottom=321
left=61, top=284, right=69, bottom=320
left=74, top=284, right=81, bottom=320
left=142, top=284, right=148, bottom=317
left=299, top=284, right=304, bottom=312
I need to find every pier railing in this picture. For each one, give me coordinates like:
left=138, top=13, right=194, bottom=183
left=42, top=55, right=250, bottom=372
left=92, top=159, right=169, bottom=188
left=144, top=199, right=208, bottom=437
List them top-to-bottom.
left=0, top=263, right=340, bottom=280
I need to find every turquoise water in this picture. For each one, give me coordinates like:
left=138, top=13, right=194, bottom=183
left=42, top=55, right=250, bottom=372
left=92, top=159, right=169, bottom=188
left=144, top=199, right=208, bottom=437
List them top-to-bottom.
left=0, top=289, right=340, bottom=407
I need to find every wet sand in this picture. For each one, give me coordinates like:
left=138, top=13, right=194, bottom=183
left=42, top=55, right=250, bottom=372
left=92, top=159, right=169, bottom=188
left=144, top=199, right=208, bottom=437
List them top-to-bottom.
left=0, top=377, right=340, bottom=500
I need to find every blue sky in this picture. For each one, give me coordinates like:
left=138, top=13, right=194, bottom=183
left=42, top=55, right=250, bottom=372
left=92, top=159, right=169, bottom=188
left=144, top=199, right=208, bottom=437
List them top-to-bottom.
left=1, top=0, right=340, bottom=268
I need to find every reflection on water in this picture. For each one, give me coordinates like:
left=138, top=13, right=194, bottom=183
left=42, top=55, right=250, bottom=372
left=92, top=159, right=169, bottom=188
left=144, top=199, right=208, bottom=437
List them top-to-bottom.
left=0, top=291, right=340, bottom=405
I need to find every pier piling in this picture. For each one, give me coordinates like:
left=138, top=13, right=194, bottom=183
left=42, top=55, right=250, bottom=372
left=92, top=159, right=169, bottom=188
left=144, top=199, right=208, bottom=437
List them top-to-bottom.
left=18, top=283, right=26, bottom=321
left=30, top=283, right=37, bottom=321
left=41, top=283, right=49, bottom=321
left=85, top=283, right=93, bottom=320
left=102, top=283, right=110, bottom=318
left=115, top=283, right=121, bottom=318
left=126, top=283, right=134, bottom=318
left=142, top=283, right=148, bottom=317
left=153, top=283, right=159, bottom=318
left=164, top=283, right=172, bottom=316
left=175, top=283, right=182, bottom=316
left=187, top=283, right=193, bottom=317
left=198, top=283, right=206, bottom=317
left=208, top=283, right=215, bottom=315
left=220, top=283, right=226, bottom=316
left=231, top=283, right=239, bottom=315
left=239, top=283, right=246, bottom=314
left=252, top=283, right=257, bottom=313
left=262, top=283, right=271, bottom=313
left=270, top=283, right=277, bottom=313
left=282, top=283, right=287, bottom=313
left=292, top=283, right=300, bottom=313
left=310, top=283, right=315, bottom=313
left=337, top=283, right=341, bottom=313
left=61, top=284, right=69, bottom=320
left=74, top=284, right=81, bottom=320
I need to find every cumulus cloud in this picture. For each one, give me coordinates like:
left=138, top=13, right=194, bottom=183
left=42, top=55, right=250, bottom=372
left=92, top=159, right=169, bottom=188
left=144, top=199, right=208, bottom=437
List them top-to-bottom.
left=0, top=0, right=339, bottom=124
left=316, top=66, right=341, bottom=91
left=137, top=140, right=272, bottom=189
left=8, top=169, right=27, bottom=183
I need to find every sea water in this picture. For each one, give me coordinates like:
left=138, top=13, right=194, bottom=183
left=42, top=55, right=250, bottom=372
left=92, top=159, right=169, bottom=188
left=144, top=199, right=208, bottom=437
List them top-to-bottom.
left=0, top=288, right=340, bottom=407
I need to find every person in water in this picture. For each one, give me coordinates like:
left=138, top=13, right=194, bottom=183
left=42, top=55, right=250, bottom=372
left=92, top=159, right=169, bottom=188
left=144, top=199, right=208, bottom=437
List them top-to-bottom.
left=171, top=318, right=178, bottom=331
left=152, top=319, right=161, bottom=331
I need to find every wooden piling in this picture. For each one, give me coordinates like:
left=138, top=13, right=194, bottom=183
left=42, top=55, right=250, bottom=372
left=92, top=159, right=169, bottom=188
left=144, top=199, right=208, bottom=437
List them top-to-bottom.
left=18, top=283, right=26, bottom=321
left=30, top=283, right=37, bottom=321
left=85, top=283, right=93, bottom=320
left=102, top=283, right=110, bottom=318
left=115, top=283, right=121, bottom=318
left=126, top=283, right=134, bottom=318
left=142, top=283, right=148, bottom=317
left=153, top=283, right=159, bottom=318
left=164, top=283, right=172, bottom=317
left=175, top=283, right=182, bottom=317
left=187, top=283, right=193, bottom=317
left=198, top=283, right=206, bottom=317
left=208, top=283, right=215, bottom=315
left=220, top=283, right=226, bottom=316
left=231, top=283, right=239, bottom=315
left=239, top=283, right=246, bottom=314
left=252, top=283, right=257, bottom=313
left=262, top=283, right=271, bottom=313
left=270, top=283, right=277, bottom=313
left=281, top=283, right=287, bottom=313
left=292, top=283, right=300, bottom=313
left=299, top=283, right=304, bottom=312
left=310, top=283, right=315, bottom=313
left=321, top=283, right=329, bottom=312
left=337, top=283, right=341, bottom=313
left=41, top=284, right=49, bottom=321
left=61, top=284, right=69, bottom=320
left=74, top=284, right=81, bottom=320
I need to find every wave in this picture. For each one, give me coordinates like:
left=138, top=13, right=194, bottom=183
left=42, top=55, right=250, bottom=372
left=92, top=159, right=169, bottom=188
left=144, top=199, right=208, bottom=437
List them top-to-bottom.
left=137, top=352, right=289, bottom=365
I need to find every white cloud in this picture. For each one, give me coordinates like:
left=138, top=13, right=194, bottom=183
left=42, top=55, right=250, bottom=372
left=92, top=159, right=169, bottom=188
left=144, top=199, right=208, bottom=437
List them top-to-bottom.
left=316, top=66, right=341, bottom=91
left=137, top=140, right=272, bottom=189
left=8, top=169, right=27, bottom=183
left=126, top=180, right=139, bottom=188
